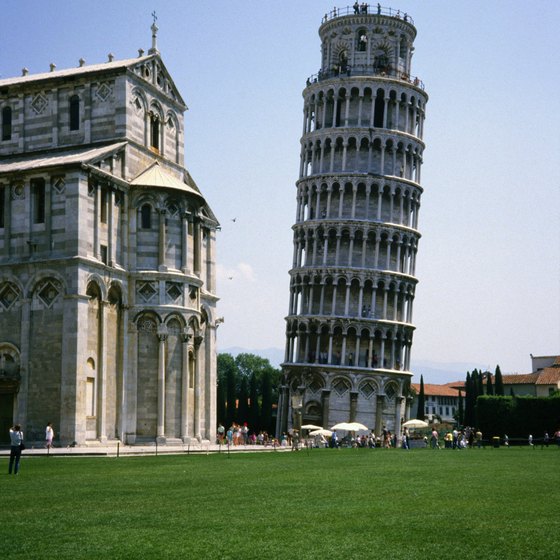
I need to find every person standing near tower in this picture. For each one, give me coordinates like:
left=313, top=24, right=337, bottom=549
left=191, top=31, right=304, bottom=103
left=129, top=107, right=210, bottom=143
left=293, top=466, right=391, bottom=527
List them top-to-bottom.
left=8, top=424, right=24, bottom=475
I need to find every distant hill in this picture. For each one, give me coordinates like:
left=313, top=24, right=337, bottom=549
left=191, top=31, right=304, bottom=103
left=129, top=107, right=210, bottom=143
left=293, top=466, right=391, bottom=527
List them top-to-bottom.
left=218, top=346, right=482, bottom=385
left=411, top=360, right=485, bottom=385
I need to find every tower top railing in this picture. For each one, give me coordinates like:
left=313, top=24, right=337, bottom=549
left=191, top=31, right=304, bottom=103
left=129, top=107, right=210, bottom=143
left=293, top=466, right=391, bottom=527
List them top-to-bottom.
left=321, top=4, right=414, bottom=26
left=306, top=65, right=425, bottom=90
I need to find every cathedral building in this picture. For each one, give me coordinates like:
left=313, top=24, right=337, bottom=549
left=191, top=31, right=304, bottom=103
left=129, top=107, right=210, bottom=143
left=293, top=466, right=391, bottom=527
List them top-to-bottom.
left=277, top=6, right=428, bottom=437
left=0, top=24, right=219, bottom=446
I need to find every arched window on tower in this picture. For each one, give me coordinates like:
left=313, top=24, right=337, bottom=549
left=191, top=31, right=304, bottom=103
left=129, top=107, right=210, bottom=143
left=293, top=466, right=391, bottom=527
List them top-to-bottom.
left=357, top=29, right=368, bottom=52
left=399, top=37, right=407, bottom=60
left=338, top=50, right=348, bottom=75
left=374, top=89, right=385, bottom=128
left=69, top=95, right=80, bottom=131
left=2, top=106, right=12, bottom=141
left=150, top=112, right=160, bottom=151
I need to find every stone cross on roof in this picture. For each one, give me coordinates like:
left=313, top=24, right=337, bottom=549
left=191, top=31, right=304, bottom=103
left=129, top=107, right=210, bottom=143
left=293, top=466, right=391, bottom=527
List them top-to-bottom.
left=149, top=11, right=159, bottom=54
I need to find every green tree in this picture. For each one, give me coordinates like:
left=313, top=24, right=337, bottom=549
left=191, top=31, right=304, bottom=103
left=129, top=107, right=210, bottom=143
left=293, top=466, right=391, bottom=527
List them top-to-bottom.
left=217, top=352, right=281, bottom=433
left=217, top=353, right=238, bottom=427
left=235, top=353, right=273, bottom=383
left=495, top=365, right=504, bottom=396
left=261, top=370, right=273, bottom=433
left=249, top=372, right=260, bottom=429
left=416, top=375, right=425, bottom=420
left=217, top=376, right=226, bottom=426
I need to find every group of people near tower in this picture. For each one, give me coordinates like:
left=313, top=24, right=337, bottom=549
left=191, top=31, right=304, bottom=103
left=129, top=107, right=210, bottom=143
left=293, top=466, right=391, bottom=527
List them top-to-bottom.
left=352, top=2, right=373, bottom=15
left=323, top=4, right=410, bottom=22
left=7, top=422, right=54, bottom=475
left=217, top=423, right=278, bottom=447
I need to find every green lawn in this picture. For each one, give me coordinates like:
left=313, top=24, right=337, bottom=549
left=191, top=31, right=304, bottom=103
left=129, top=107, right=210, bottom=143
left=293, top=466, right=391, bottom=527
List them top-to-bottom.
left=1, top=447, right=559, bottom=559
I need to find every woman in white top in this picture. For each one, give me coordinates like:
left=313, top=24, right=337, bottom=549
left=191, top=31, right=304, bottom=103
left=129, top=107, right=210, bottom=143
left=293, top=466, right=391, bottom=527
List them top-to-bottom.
left=45, top=422, right=54, bottom=449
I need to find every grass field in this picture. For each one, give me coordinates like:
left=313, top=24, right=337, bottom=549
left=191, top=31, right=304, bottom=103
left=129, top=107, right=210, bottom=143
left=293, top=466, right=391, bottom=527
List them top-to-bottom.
left=1, top=447, right=559, bottom=559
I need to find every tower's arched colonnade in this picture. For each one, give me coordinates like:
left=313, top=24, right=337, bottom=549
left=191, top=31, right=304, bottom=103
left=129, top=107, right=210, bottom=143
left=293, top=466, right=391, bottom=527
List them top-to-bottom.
left=278, top=7, right=428, bottom=438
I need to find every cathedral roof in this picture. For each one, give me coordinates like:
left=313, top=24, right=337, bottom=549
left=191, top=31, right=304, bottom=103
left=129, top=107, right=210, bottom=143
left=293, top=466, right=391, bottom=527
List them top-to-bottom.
left=0, top=53, right=186, bottom=108
left=0, top=56, right=151, bottom=87
left=0, top=141, right=127, bottom=175
left=130, top=161, right=203, bottom=198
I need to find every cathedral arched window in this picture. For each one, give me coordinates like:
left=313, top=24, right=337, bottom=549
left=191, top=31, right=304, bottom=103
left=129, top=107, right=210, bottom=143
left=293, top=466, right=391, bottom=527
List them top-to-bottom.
left=69, top=95, right=80, bottom=131
left=2, top=106, right=12, bottom=141
left=150, top=112, right=160, bottom=151
left=31, top=178, right=46, bottom=224
left=0, top=185, right=5, bottom=228
left=140, top=203, right=152, bottom=229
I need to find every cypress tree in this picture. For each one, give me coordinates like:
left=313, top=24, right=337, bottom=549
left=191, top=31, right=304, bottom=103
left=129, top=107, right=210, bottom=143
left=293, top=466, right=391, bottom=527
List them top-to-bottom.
left=218, top=353, right=238, bottom=428
left=226, top=361, right=238, bottom=426
left=495, top=365, right=504, bottom=396
left=473, top=369, right=483, bottom=427
left=476, top=369, right=484, bottom=397
left=464, top=371, right=472, bottom=426
left=486, top=372, right=494, bottom=395
left=416, top=375, right=425, bottom=420
left=238, top=376, right=249, bottom=424
left=217, top=378, right=226, bottom=426
left=457, top=389, right=464, bottom=426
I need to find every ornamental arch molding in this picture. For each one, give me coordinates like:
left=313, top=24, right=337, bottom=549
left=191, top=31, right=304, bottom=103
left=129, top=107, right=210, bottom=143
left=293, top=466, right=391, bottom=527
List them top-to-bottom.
left=131, top=191, right=159, bottom=211
left=24, top=270, right=67, bottom=299
left=86, top=274, right=108, bottom=301
left=108, top=280, right=126, bottom=306
left=133, top=310, right=162, bottom=330
left=164, top=313, right=187, bottom=332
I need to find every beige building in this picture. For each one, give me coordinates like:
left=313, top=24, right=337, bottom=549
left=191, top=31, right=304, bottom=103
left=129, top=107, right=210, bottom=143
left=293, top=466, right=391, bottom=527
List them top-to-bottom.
left=277, top=6, right=428, bottom=436
left=0, top=25, right=219, bottom=446
left=499, top=355, right=560, bottom=397
left=410, top=383, right=460, bottom=423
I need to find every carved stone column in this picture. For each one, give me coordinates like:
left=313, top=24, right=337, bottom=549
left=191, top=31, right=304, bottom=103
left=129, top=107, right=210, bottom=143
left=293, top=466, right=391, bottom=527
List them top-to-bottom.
left=156, top=331, right=167, bottom=443
left=181, top=332, right=191, bottom=442
left=321, top=389, right=331, bottom=429
left=349, top=391, right=358, bottom=422
left=375, top=394, right=385, bottom=435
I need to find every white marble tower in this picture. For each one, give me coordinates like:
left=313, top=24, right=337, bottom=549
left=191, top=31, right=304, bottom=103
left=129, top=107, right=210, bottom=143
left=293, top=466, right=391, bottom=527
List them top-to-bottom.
left=277, top=5, right=428, bottom=437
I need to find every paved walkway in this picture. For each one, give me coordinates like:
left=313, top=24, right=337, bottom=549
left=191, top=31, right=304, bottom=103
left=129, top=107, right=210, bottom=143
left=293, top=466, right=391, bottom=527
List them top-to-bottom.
left=0, top=442, right=291, bottom=458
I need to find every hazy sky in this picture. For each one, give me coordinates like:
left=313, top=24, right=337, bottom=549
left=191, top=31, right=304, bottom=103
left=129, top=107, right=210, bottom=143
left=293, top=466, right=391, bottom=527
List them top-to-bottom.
left=2, top=1, right=558, bottom=375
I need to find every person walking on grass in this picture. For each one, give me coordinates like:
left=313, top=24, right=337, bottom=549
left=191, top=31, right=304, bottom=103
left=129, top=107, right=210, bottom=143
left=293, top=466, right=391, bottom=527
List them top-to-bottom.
left=45, top=422, right=54, bottom=450
left=9, top=424, right=24, bottom=475
left=430, top=428, right=440, bottom=449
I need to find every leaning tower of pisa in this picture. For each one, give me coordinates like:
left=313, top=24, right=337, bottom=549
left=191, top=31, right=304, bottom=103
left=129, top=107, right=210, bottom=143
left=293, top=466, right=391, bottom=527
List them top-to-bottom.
left=276, top=5, right=428, bottom=439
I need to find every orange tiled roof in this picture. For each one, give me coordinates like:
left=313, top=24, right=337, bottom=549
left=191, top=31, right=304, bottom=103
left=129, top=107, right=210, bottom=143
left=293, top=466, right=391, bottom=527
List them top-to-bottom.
left=536, top=363, right=560, bottom=385
left=502, top=373, right=540, bottom=385
left=411, top=383, right=461, bottom=397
